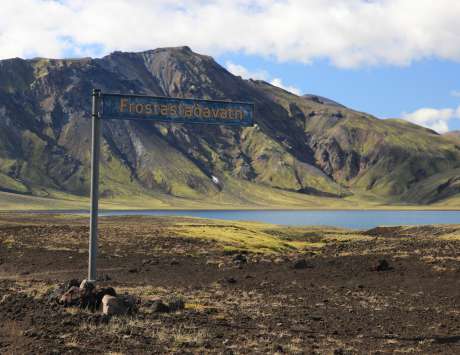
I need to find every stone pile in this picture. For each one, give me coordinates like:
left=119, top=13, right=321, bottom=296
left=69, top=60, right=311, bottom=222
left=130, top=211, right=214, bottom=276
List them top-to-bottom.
left=49, top=279, right=139, bottom=316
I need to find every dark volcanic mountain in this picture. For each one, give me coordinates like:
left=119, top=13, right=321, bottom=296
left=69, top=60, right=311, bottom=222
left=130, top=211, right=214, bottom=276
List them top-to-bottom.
left=1, top=46, right=460, bottom=208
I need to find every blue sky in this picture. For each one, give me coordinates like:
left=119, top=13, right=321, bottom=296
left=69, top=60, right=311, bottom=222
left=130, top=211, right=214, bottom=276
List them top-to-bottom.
left=3, top=0, right=460, bottom=133
left=218, top=52, right=460, bottom=129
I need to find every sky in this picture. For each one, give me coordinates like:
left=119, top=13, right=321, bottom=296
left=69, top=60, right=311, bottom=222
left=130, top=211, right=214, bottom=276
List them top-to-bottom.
left=2, top=0, right=460, bottom=132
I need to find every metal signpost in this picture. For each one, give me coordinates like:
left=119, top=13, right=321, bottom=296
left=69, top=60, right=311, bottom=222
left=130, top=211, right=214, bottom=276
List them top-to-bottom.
left=88, top=89, right=254, bottom=281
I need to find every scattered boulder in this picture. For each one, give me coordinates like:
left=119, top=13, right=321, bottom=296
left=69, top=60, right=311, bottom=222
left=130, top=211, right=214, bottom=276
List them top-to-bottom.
left=233, top=254, right=247, bottom=264
left=142, top=258, right=159, bottom=266
left=293, top=259, right=313, bottom=269
left=371, top=259, right=393, bottom=272
left=225, top=277, right=237, bottom=284
left=47, top=279, right=80, bottom=304
left=79, top=279, right=93, bottom=289
left=60, top=286, right=82, bottom=306
left=95, top=287, right=117, bottom=310
left=47, top=288, right=64, bottom=304
left=102, top=294, right=138, bottom=316
left=120, top=294, right=139, bottom=314
left=102, top=295, right=126, bottom=316
left=150, top=296, right=185, bottom=313
left=168, top=297, right=185, bottom=312
left=151, top=300, right=170, bottom=313
left=23, top=328, right=38, bottom=338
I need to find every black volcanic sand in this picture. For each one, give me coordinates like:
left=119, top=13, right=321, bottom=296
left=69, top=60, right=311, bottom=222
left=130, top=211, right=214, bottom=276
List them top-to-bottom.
left=0, top=214, right=459, bottom=354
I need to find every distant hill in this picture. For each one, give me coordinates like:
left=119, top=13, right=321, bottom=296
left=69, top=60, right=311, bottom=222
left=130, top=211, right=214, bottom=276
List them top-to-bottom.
left=1, top=46, right=460, bottom=209
left=443, top=130, right=460, bottom=142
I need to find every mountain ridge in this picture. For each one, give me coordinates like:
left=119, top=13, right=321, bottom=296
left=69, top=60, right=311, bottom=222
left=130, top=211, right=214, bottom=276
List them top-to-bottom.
left=1, top=46, right=460, bottom=209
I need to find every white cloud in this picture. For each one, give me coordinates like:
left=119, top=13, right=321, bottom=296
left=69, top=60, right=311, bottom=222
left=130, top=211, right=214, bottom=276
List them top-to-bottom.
left=3, top=1, right=460, bottom=68
left=225, top=61, right=268, bottom=80
left=226, top=62, right=301, bottom=95
left=270, top=78, right=301, bottom=95
left=451, top=90, right=460, bottom=98
left=402, top=106, right=460, bottom=133
left=429, top=120, right=450, bottom=134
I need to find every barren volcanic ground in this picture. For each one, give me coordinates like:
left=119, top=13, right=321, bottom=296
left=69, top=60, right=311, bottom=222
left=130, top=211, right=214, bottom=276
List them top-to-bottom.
left=0, top=214, right=459, bottom=354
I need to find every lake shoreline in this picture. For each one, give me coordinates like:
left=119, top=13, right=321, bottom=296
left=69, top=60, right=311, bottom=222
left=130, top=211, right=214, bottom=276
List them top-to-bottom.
left=4, top=206, right=460, bottom=212
left=2, top=210, right=460, bottom=229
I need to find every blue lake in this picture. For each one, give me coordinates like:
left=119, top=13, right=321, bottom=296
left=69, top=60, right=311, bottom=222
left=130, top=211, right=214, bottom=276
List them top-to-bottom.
left=95, top=210, right=460, bottom=230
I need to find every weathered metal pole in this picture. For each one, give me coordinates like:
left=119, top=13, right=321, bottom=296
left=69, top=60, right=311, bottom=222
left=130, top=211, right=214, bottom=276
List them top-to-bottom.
left=88, top=89, right=101, bottom=281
